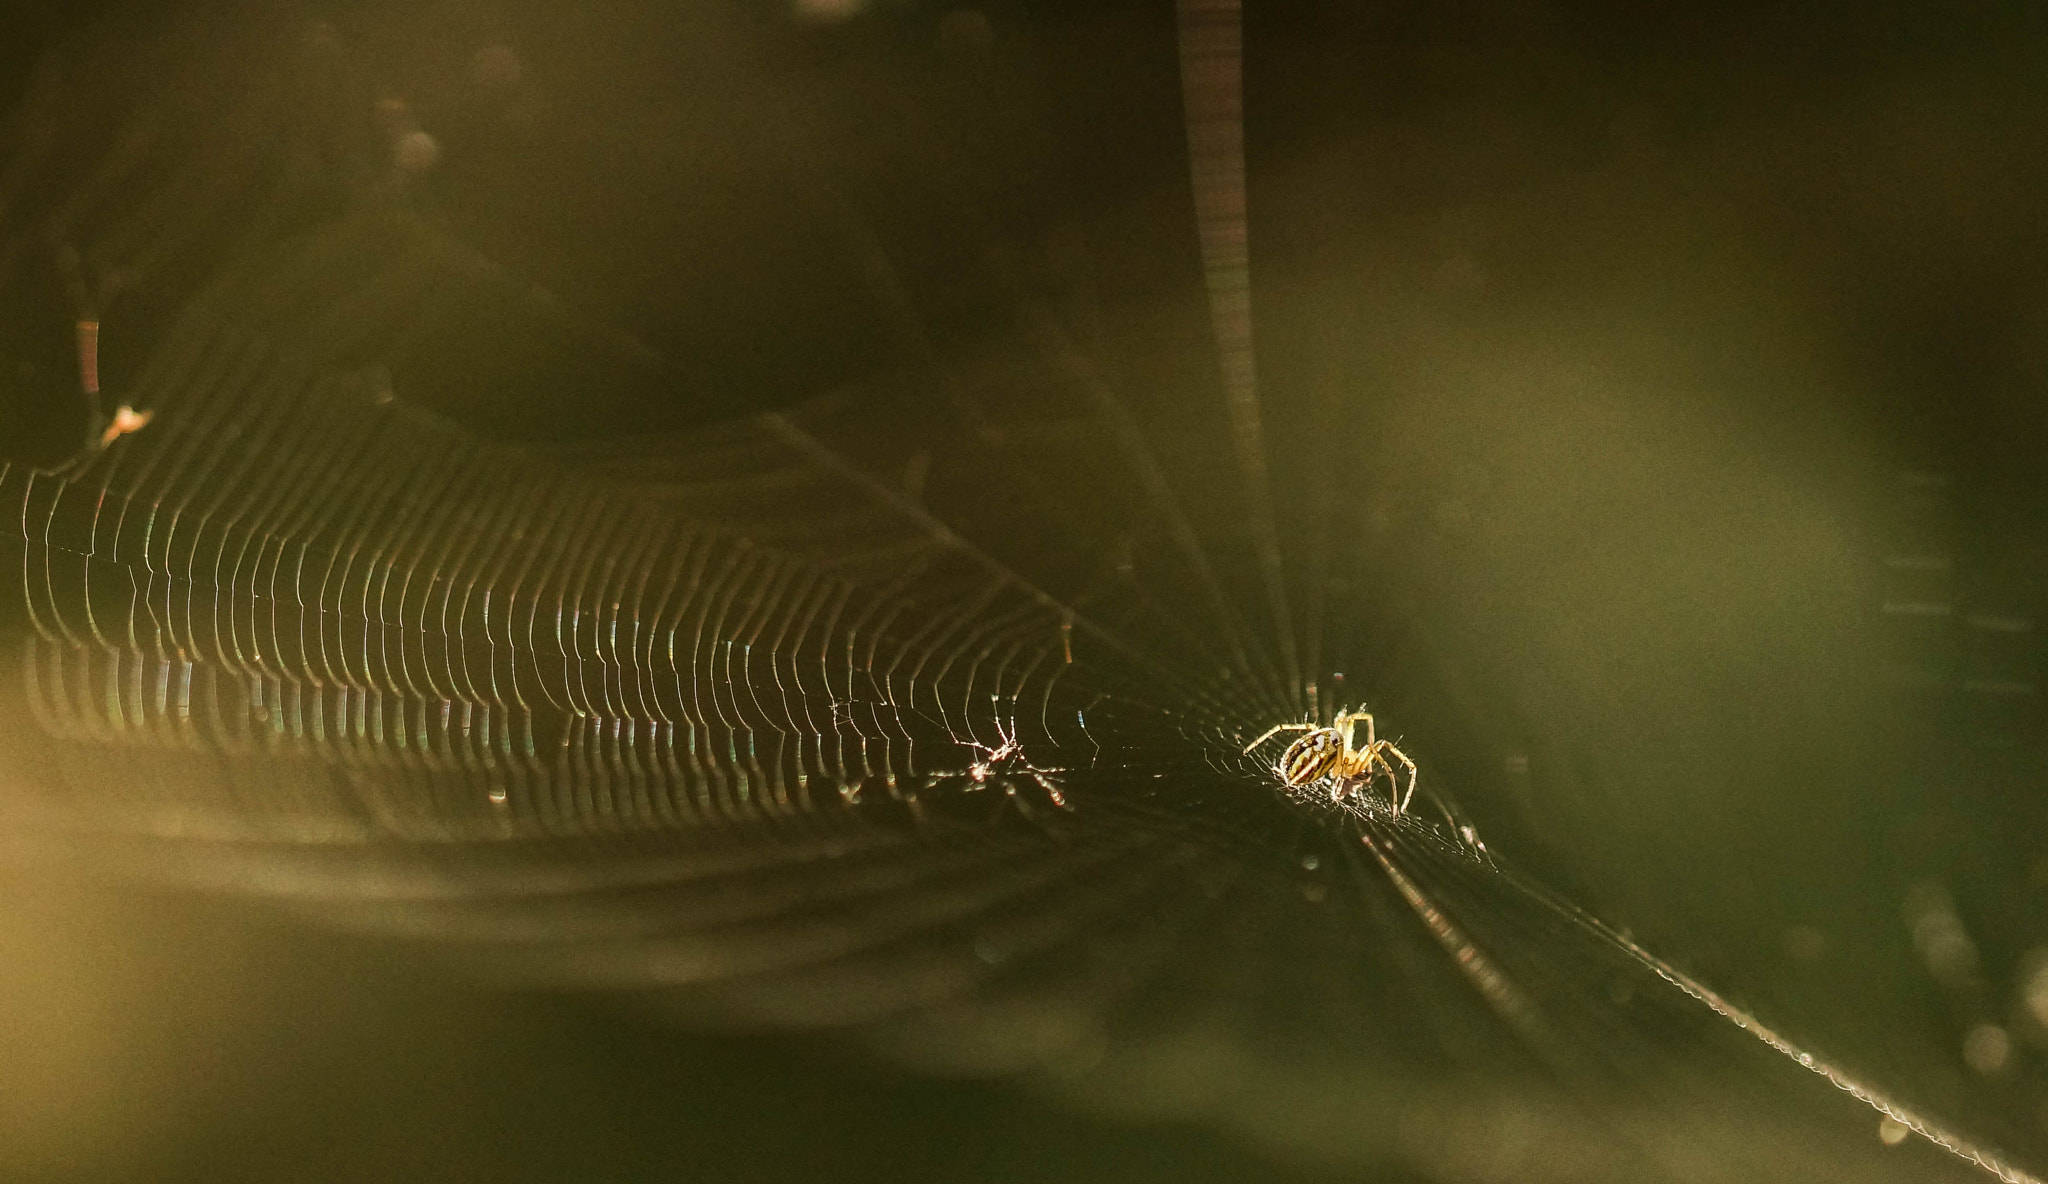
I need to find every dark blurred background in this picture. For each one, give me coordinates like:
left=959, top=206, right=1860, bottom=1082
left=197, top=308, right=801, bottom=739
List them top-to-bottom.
left=2, top=0, right=2046, bottom=1180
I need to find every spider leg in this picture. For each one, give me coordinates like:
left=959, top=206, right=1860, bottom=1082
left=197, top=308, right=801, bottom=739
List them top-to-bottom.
left=1336, top=710, right=1377, bottom=752
left=1243, top=722, right=1311, bottom=753
left=1370, top=740, right=1419, bottom=816
left=1028, top=771, right=1072, bottom=811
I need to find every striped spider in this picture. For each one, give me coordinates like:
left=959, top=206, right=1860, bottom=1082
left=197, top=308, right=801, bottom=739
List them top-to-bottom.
left=1244, top=709, right=1417, bottom=816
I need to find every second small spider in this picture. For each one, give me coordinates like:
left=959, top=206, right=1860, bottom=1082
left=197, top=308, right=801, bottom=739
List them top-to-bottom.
left=1244, top=709, right=1418, bottom=816
left=927, top=720, right=1073, bottom=814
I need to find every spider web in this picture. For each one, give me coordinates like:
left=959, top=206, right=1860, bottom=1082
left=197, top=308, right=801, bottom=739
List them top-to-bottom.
left=0, top=4, right=2041, bottom=1182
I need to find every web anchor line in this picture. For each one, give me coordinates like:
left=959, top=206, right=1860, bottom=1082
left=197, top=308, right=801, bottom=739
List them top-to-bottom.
left=1175, top=0, right=1304, bottom=714
left=1361, top=816, right=2046, bottom=1184
left=1507, top=862, right=2045, bottom=1184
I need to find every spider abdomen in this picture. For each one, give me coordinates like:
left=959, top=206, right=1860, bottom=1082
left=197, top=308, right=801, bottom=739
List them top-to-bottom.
left=1278, top=731, right=1345, bottom=786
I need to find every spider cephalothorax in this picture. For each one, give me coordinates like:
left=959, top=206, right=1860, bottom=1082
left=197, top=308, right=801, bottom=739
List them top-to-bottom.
left=1244, top=709, right=1417, bottom=816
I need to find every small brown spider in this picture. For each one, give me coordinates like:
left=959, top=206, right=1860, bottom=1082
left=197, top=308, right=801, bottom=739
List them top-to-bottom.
left=1244, top=709, right=1418, bottom=816
left=926, top=720, right=1072, bottom=813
